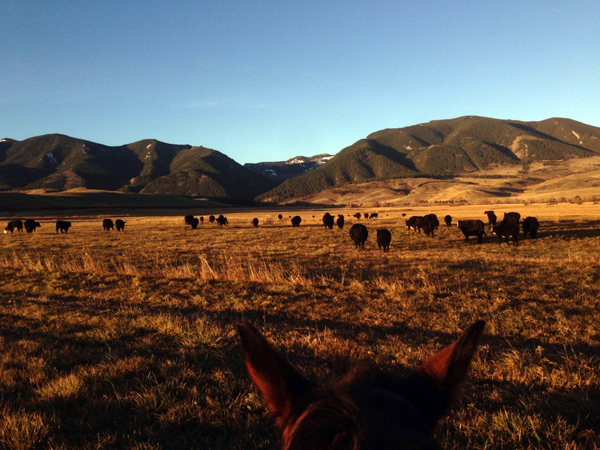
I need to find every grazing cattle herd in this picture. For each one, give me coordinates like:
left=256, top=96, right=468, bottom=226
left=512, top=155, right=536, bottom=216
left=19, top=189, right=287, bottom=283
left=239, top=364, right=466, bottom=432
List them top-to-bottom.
left=3, top=209, right=543, bottom=250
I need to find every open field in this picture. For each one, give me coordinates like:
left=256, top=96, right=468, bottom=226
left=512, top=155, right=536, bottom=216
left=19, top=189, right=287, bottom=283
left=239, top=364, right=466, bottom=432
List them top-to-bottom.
left=1, top=205, right=599, bottom=449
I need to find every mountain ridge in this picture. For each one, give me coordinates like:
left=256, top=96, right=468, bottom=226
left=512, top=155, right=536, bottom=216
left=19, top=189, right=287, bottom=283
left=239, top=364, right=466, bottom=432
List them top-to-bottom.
left=3, top=116, right=600, bottom=204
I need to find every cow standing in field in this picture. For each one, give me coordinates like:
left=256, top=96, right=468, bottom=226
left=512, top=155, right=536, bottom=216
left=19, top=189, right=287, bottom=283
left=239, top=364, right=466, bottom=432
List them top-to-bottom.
left=484, top=210, right=497, bottom=227
left=354, top=212, right=361, bottom=220
left=503, top=212, right=521, bottom=226
left=322, top=213, right=334, bottom=230
left=369, top=213, right=378, bottom=219
left=422, top=213, right=440, bottom=237
left=278, top=214, right=283, bottom=221
left=336, top=214, right=345, bottom=229
left=444, top=214, right=452, bottom=227
left=184, top=215, right=194, bottom=226
left=208, top=215, right=216, bottom=224
left=216, top=215, right=228, bottom=226
left=199, top=216, right=204, bottom=224
left=291, top=216, right=302, bottom=228
left=405, top=216, right=423, bottom=233
left=522, top=216, right=539, bottom=239
left=190, top=217, right=200, bottom=229
left=252, top=218, right=259, bottom=227
left=24, top=219, right=41, bottom=233
left=103, top=219, right=114, bottom=231
left=115, top=219, right=126, bottom=231
left=458, top=219, right=486, bottom=244
left=4, top=220, right=23, bottom=233
left=56, top=221, right=71, bottom=234
left=493, top=221, right=519, bottom=246
left=349, top=223, right=368, bottom=249
left=376, top=228, right=391, bottom=251
left=237, top=320, right=485, bottom=450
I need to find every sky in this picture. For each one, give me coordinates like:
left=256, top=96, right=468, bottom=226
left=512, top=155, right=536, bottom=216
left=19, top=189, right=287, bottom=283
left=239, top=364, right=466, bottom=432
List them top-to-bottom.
left=2, top=1, right=599, bottom=164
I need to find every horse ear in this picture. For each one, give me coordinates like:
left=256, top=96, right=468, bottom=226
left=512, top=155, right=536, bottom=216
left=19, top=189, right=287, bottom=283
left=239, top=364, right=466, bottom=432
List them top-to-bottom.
left=407, top=321, right=485, bottom=426
left=237, top=322, right=313, bottom=427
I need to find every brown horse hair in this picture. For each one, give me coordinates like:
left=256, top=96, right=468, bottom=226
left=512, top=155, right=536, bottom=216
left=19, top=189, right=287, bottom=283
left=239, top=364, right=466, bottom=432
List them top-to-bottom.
left=238, top=321, right=485, bottom=450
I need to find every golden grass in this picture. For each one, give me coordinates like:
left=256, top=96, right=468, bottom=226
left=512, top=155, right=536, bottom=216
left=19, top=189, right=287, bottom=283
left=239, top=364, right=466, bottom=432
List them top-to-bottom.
left=0, top=208, right=599, bottom=449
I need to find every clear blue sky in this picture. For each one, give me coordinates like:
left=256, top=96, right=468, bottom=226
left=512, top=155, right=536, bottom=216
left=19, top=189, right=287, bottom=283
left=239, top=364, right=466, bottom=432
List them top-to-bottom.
left=2, top=1, right=599, bottom=164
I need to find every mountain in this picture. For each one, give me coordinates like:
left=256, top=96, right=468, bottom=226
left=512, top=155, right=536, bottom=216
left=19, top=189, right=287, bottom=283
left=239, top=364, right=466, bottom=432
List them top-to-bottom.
left=258, top=116, right=600, bottom=202
left=0, top=135, right=276, bottom=202
left=244, top=154, right=333, bottom=181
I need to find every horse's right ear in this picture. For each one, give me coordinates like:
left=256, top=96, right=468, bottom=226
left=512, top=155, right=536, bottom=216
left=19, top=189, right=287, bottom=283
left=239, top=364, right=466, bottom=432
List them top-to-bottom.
left=407, top=320, right=485, bottom=427
left=237, top=322, right=313, bottom=427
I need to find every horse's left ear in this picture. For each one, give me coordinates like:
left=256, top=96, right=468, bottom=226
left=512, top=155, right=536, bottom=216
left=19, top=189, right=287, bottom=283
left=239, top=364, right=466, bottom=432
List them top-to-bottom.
left=237, top=322, right=314, bottom=428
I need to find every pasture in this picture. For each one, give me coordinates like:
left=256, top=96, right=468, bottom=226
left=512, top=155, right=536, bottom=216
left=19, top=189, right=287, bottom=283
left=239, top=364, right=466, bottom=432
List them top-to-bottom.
left=1, top=204, right=599, bottom=449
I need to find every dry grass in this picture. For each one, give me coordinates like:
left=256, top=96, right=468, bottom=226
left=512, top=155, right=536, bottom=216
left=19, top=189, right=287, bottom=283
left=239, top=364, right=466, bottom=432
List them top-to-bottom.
left=0, top=207, right=599, bottom=449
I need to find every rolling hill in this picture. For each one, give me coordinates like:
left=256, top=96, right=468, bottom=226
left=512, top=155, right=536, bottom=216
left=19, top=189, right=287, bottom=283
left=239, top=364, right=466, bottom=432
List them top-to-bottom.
left=258, top=116, right=600, bottom=202
left=0, top=135, right=276, bottom=202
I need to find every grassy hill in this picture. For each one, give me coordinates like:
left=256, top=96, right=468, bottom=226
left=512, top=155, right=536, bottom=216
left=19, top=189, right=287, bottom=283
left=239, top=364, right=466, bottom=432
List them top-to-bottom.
left=260, top=116, right=600, bottom=202
left=0, top=135, right=275, bottom=203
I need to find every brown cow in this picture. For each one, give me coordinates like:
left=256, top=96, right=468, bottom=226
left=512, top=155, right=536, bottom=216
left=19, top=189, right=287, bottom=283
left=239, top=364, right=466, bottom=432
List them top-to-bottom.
left=484, top=210, right=497, bottom=227
left=405, top=216, right=423, bottom=233
left=522, top=216, right=539, bottom=238
left=24, top=219, right=41, bottom=234
left=103, top=219, right=114, bottom=231
left=115, top=219, right=126, bottom=231
left=458, top=219, right=486, bottom=244
left=5, top=220, right=23, bottom=233
left=56, top=221, right=71, bottom=234
left=493, top=221, right=519, bottom=246
left=349, top=223, right=368, bottom=249
left=376, top=228, right=391, bottom=251
left=238, top=320, right=485, bottom=450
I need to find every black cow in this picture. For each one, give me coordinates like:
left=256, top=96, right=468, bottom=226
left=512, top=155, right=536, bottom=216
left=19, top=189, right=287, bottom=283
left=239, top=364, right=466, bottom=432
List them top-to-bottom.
left=484, top=210, right=497, bottom=227
left=354, top=212, right=361, bottom=220
left=364, top=212, right=369, bottom=219
left=503, top=212, right=521, bottom=226
left=322, top=213, right=334, bottom=230
left=369, top=213, right=378, bottom=219
left=278, top=214, right=283, bottom=220
left=336, top=214, right=345, bottom=230
left=422, top=214, right=439, bottom=237
left=184, top=215, right=195, bottom=225
left=208, top=215, right=216, bottom=224
left=216, top=215, right=228, bottom=226
left=444, top=215, right=452, bottom=227
left=200, top=216, right=204, bottom=224
left=291, top=216, right=302, bottom=228
left=405, top=216, right=423, bottom=233
left=522, top=216, right=539, bottom=238
left=190, top=217, right=200, bottom=229
left=252, top=218, right=259, bottom=227
left=24, top=219, right=41, bottom=233
left=103, top=219, right=114, bottom=231
left=115, top=219, right=126, bottom=231
left=458, top=219, right=486, bottom=244
left=4, top=220, right=23, bottom=233
left=56, top=220, right=71, bottom=234
left=493, top=221, right=519, bottom=246
left=350, top=223, right=368, bottom=250
left=376, top=228, right=391, bottom=252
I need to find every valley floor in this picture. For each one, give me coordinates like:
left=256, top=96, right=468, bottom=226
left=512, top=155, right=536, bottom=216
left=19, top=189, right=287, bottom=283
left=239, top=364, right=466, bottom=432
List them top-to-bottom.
left=0, top=207, right=599, bottom=449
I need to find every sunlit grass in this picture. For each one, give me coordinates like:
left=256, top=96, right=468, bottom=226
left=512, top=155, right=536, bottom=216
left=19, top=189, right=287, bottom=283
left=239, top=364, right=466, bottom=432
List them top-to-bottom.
left=0, top=208, right=598, bottom=448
